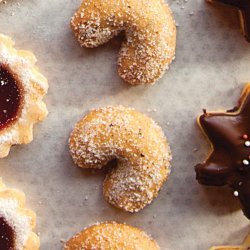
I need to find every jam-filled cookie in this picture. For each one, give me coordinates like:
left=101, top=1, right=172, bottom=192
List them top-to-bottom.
left=71, top=0, right=176, bottom=85
left=0, top=34, right=48, bottom=158
left=195, top=83, right=250, bottom=219
left=69, top=106, right=172, bottom=212
left=0, top=179, right=39, bottom=250
left=64, top=222, right=160, bottom=250
left=209, top=233, right=250, bottom=250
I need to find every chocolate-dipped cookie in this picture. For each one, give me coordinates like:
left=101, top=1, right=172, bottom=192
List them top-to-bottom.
left=207, top=0, right=250, bottom=42
left=195, top=83, right=250, bottom=219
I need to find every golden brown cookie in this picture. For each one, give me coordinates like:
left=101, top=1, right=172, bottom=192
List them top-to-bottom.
left=71, top=0, right=176, bottom=85
left=0, top=34, right=48, bottom=158
left=69, top=106, right=172, bottom=212
left=0, top=179, right=39, bottom=250
left=64, top=222, right=160, bottom=250
left=209, top=233, right=250, bottom=250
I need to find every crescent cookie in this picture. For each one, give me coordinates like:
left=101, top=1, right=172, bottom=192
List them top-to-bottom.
left=71, top=0, right=176, bottom=85
left=0, top=34, right=48, bottom=158
left=69, top=106, right=172, bottom=212
left=0, top=179, right=39, bottom=250
left=64, top=222, right=160, bottom=250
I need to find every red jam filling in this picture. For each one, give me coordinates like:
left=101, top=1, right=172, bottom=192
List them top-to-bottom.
left=0, top=64, right=22, bottom=130
left=0, top=216, right=15, bottom=250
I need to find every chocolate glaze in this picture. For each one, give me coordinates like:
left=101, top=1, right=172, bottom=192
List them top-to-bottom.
left=210, top=0, right=250, bottom=42
left=0, top=64, right=22, bottom=130
left=195, top=89, right=250, bottom=219
left=0, top=216, right=15, bottom=250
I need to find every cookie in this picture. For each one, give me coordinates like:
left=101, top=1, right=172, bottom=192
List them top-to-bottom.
left=71, top=0, right=176, bottom=85
left=207, top=0, right=250, bottom=42
left=0, top=34, right=48, bottom=158
left=195, top=83, right=250, bottom=219
left=69, top=106, right=172, bottom=212
left=0, top=179, right=39, bottom=250
left=64, top=222, right=160, bottom=250
left=210, top=233, right=250, bottom=250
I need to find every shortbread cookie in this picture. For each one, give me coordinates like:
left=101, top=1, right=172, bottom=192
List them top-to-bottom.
left=71, top=0, right=176, bottom=85
left=0, top=34, right=48, bottom=158
left=195, top=83, right=250, bottom=219
left=69, top=106, right=172, bottom=212
left=0, top=179, right=39, bottom=250
left=64, top=222, right=160, bottom=250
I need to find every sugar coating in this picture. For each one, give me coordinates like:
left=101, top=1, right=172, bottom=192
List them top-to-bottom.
left=71, top=0, right=176, bottom=85
left=0, top=34, right=48, bottom=157
left=69, top=106, right=172, bottom=212
left=0, top=199, right=30, bottom=250
left=64, top=222, right=160, bottom=249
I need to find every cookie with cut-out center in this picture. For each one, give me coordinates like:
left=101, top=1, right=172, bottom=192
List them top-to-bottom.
left=0, top=34, right=48, bottom=158
left=0, top=179, right=39, bottom=250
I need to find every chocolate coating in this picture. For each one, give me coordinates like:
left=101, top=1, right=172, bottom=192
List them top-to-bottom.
left=209, top=0, right=250, bottom=42
left=0, top=64, right=22, bottom=130
left=195, top=87, right=250, bottom=219
left=0, top=216, right=15, bottom=250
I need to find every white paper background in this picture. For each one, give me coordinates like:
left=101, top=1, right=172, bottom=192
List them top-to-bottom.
left=0, top=0, right=249, bottom=249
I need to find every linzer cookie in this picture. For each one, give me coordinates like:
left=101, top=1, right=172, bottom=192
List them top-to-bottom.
left=71, top=0, right=176, bottom=85
left=207, top=0, right=250, bottom=41
left=0, top=34, right=48, bottom=158
left=195, top=83, right=250, bottom=219
left=0, top=179, right=39, bottom=250
left=209, top=233, right=250, bottom=250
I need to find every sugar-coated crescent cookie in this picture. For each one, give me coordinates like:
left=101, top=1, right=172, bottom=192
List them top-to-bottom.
left=71, top=0, right=176, bottom=85
left=0, top=34, right=48, bottom=158
left=69, top=106, right=172, bottom=212
left=0, top=179, right=39, bottom=250
left=64, top=222, right=160, bottom=250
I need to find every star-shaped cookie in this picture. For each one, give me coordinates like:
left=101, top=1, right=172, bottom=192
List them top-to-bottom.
left=207, top=0, right=250, bottom=41
left=195, top=83, right=250, bottom=219
left=209, top=233, right=250, bottom=250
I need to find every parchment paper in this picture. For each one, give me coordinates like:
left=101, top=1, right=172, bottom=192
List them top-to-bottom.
left=0, top=0, right=249, bottom=249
